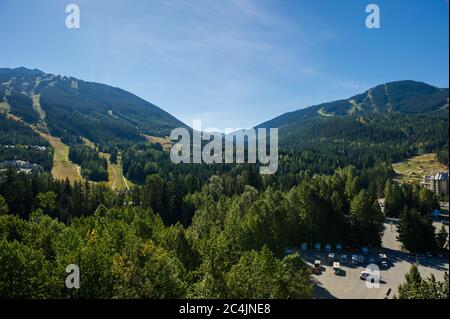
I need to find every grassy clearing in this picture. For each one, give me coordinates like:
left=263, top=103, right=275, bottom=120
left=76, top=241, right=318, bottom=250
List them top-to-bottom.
left=366, top=88, right=376, bottom=110
left=31, top=95, right=49, bottom=132
left=31, top=95, right=45, bottom=119
left=347, top=99, right=362, bottom=115
left=0, top=100, right=10, bottom=114
left=317, top=107, right=335, bottom=117
left=39, top=132, right=84, bottom=183
left=143, top=134, right=172, bottom=151
left=80, top=137, right=133, bottom=190
left=81, top=137, right=96, bottom=149
left=99, top=152, right=132, bottom=190
left=392, top=153, right=448, bottom=184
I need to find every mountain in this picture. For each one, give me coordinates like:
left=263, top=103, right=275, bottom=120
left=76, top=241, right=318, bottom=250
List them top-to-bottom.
left=0, top=67, right=187, bottom=144
left=1, top=68, right=448, bottom=178
left=256, top=81, right=449, bottom=155
left=258, top=81, right=448, bottom=128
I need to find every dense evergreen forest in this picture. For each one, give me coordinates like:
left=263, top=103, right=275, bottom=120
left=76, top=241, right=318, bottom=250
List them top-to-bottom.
left=0, top=69, right=448, bottom=299
left=5, top=93, right=40, bottom=124
left=1, top=107, right=448, bottom=299
left=0, top=115, right=53, bottom=171
left=437, top=144, right=449, bottom=166
left=68, top=145, right=108, bottom=182
left=0, top=157, right=445, bottom=298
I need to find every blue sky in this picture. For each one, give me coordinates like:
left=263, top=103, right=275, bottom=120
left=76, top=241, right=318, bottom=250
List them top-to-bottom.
left=0, top=0, right=448, bottom=130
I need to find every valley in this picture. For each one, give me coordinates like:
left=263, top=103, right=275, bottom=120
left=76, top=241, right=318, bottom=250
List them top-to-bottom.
left=1, top=0, right=449, bottom=303
left=0, top=67, right=448, bottom=300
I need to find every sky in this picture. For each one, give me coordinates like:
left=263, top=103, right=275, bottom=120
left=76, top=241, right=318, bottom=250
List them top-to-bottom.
left=0, top=0, right=448, bottom=130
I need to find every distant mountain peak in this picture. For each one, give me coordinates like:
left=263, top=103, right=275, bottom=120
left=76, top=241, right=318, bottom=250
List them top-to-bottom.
left=257, top=80, right=449, bottom=129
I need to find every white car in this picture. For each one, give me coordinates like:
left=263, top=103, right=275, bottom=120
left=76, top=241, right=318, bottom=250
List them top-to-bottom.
left=379, top=254, right=388, bottom=267
left=351, top=255, right=358, bottom=264
left=333, top=262, right=340, bottom=274
left=360, top=271, right=380, bottom=282
left=360, top=271, right=370, bottom=280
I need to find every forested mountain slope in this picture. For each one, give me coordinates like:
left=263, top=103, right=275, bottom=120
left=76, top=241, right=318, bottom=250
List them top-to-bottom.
left=0, top=67, right=187, bottom=144
left=256, top=81, right=449, bottom=166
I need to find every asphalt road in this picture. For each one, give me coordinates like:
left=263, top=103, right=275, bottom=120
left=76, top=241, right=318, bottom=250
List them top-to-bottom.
left=308, top=219, right=449, bottom=299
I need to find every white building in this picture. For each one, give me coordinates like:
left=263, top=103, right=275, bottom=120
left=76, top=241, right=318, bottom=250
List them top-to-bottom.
left=422, top=172, right=449, bottom=196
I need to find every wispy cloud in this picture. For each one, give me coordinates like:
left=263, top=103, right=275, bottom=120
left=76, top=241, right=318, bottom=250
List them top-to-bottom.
left=92, top=0, right=331, bottom=128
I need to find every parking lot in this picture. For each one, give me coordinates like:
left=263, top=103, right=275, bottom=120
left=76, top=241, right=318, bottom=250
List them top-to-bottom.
left=304, top=220, right=449, bottom=299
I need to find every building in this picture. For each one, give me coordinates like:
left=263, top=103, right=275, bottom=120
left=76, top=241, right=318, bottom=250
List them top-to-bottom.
left=0, top=160, right=42, bottom=175
left=422, top=171, right=449, bottom=196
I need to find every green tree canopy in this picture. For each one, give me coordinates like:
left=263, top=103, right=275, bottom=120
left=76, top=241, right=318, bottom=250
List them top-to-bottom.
left=0, top=194, right=8, bottom=215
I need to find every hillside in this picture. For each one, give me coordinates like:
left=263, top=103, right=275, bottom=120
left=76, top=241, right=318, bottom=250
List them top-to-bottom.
left=0, top=67, right=187, bottom=144
left=0, top=67, right=188, bottom=184
left=1, top=69, right=448, bottom=183
left=256, top=81, right=449, bottom=166
left=258, top=81, right=448, bottom=129
left=392, top=153, right=449, bottom=184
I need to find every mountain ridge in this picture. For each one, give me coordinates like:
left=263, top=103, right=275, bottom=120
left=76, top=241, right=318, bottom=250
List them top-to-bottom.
left=0, top=67, right=188, bottom=144
left=1, top=67, right=448, bottom=158
left=257, top=80, right=449, bottom=130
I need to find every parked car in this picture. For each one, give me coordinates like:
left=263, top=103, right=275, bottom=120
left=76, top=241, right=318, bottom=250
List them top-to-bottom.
left=325, top=244, right=332, bottom=252
left=362, top=247, right=369, bottom=255
left=426, top=252, right=433, bottom=258
left=328, top=253, right=335, bottom=263
left=379, top=253, right=388, bottom=268
left=340, top=254, right=348, bottom=263
left=352, top=255, right=358, bottom=264
left=357, top=255, right=364, bottom=264
left=369, top=256, right=375, bottom=264
left=314, top=260, right=322, bottom=274
left=333, top=262, right=340, bottom=274
left=360, top=270, right=380, bottom=282
left=360, top=271, right=370, bottom=280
